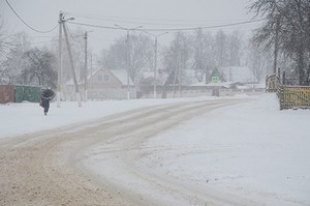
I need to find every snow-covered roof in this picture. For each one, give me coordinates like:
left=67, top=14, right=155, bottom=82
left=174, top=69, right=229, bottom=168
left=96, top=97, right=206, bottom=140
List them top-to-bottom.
left=66, top=68, right=134, bottom=86
left=110, top=69, right=134, bottom=86
left=191, top=81, right=265, bottom=89
left=191, top=81, right=230, bottom=88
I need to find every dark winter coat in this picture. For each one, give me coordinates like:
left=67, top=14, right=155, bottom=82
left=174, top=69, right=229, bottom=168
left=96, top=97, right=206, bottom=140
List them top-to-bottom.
left=41, top=97, right=50, bottom=113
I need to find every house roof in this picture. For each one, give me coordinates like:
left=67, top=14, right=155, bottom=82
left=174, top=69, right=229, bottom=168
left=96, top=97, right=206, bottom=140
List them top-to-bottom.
left=66, top=68, right=134, bottom=86
left=109, top=69, right=134, bottom=86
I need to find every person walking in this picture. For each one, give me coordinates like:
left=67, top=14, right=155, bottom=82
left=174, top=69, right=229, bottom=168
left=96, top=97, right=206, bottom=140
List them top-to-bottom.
left=40, top=88, right=55, bottom=115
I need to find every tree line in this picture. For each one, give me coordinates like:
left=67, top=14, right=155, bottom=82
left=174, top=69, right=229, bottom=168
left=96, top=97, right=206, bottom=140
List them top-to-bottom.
left=99, top=29, right=248, bottom=86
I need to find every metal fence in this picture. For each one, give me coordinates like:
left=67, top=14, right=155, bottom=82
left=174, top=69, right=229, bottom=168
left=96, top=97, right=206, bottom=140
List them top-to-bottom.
left=0, top=85, right=41, bottom=104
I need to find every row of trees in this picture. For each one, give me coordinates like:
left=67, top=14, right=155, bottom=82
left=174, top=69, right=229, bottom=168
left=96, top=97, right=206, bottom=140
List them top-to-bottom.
left=250, top=0, right=310, bottom=85
left=100, top=29, right=248, bottom=86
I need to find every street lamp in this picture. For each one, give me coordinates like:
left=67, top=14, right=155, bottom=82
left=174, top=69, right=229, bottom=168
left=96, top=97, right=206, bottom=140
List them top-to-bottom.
left=115, top=24, right=142, bottom=100
left=144, top=31, right=169, bottom=99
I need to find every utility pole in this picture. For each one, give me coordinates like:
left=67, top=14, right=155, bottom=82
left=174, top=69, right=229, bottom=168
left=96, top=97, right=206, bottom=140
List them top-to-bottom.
left=57, top=12, right=63, bottom=108
left=63, top=22, right=82, bottom=107
left=115, top=24, right=142, bottom=100
left=126, top=30, right=130, bottom=100
left=84, top=31, right=92, bottom=102
left=84, top=31, right=88, bottom=102
left=144, top=31, right=168, bottom=99
left=154, top=37, right=158, bottom=98
left=173, top=52, right=179, bottom=98
left=90, top=53, right=93, bottom=100
left=178, top=56, right=182, bottom=98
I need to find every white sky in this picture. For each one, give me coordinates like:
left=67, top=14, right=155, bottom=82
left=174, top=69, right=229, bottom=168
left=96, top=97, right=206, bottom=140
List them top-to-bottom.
left=1, top=0, right=259, bottom=55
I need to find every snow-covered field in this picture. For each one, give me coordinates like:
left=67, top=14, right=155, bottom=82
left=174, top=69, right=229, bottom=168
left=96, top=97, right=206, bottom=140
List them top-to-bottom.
left=1, top=93, right=309, bottom=205
left=138, top=95, right=310, bottom=205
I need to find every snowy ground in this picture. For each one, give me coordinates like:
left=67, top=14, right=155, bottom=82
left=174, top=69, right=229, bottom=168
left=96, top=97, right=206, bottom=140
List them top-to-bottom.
left=1, top=93, right=309, bottom=205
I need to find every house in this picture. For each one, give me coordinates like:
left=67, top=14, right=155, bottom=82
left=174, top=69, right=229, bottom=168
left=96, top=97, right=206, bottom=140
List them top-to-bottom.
left=188, top=66, right=264, bottom=97
left=204, top=66, right=259, bottom=88
left=209, top=67, right=225, bottom=83
left=66, top=68, right=136, bottom=100
left=89, top=68, right=134, bottom=89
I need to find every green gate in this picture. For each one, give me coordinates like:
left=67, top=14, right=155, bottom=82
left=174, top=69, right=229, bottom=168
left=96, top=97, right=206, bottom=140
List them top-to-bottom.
left=14, top=85, right=41, bottom=103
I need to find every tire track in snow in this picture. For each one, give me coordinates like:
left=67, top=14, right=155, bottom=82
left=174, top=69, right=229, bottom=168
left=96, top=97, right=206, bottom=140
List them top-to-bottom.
left=0, top=99, right=248, bottom=206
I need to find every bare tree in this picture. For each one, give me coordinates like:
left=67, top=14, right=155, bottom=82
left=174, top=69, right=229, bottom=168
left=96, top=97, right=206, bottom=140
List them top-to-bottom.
left=249, top=0, right=310, bottom=85
left=191, top=29, right=215, bottom=82
left=214, top=30, right=228, bottom=67
left=228, top=31, right=243, bottom=67
left=3, top=32, right=31, bottom=84
left=164, top=32, right=191, bottom=85
left=100, top=33, right=153, bottom=84
left=247, top=42, right=273, bottom=81
left=21, top=47, right=57, bottom=88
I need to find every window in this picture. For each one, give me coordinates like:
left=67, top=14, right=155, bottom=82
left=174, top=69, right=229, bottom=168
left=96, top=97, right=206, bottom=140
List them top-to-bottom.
left=104, top=75, right=109, bottom=81
left=212, top=76, right=220, bottom=83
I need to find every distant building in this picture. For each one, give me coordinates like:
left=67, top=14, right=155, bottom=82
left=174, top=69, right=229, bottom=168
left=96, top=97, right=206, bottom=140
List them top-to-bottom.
left=201, top=66, right=260, bottom=89
left=66, top=68, right=136, bottom=100
left=209, top=68, right=225, bottom=83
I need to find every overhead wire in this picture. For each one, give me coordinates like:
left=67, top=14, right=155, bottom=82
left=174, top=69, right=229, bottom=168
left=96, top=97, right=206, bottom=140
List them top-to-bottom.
left=4, top=0, right=58, bottom=33
left=63, top=11, right=230, bottom=27
left=66, top=19, right=265, bottom=32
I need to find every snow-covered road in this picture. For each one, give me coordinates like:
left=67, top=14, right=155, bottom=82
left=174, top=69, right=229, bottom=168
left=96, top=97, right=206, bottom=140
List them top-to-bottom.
left=0, top=94, right=309, bottom=206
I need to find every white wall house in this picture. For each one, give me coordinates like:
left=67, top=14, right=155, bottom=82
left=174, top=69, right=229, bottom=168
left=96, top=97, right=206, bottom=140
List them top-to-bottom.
left=66, top=68, right=136, bottom=100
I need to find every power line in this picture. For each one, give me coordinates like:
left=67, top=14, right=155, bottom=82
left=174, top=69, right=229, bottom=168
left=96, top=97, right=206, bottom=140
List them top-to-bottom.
left=4, top=0, right=58, bottom=33
left=63, top=11, right=235, bottom=27
left=67, top=19, right=265, bottom=32
left=67, top=22, right=123, bottom=31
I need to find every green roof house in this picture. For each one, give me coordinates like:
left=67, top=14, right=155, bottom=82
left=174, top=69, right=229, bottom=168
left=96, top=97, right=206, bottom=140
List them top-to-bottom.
left=208, top=68, right=225, bottom=84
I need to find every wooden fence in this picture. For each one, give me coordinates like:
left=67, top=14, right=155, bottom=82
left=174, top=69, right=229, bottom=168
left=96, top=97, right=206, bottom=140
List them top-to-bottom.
left=266, top=74, right=310, bottom=110
left=266, top=74, right=277, bottom=92
left=278, top=86, right=310, bottom=110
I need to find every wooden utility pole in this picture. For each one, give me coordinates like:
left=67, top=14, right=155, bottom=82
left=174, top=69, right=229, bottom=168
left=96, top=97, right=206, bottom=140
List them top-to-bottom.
left=57, top=12, right=63, bottom=108
left=63, top=23, right=82, bottom=107
left=84, top=31, right=88, bottom=102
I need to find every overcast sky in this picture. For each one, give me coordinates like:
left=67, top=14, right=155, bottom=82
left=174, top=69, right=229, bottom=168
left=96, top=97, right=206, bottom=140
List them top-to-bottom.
left=1, top=0, right=258, bottom=55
